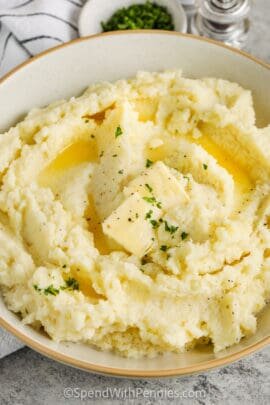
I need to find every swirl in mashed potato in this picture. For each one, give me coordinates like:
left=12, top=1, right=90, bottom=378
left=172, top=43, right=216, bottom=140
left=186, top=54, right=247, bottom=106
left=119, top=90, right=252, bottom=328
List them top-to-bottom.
left=0, top=70, right=270, bottom=358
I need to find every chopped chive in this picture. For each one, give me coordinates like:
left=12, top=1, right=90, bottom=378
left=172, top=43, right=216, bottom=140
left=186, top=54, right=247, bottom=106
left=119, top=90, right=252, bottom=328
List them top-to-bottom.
left=115, top=126, right=123, bottom=138
left=145, top=183, right=153, bottom=193
left=143, top=196, right=162, bottom=209
left=143, top=196, right=156, bottom=204
left=145, top=209, right=153, bottom=219
left=150, top=219, right=159, bottom=229
left=164, top=221, right=178, bottom=235
left=181, top=231, right=189, bottom=240
left=34, top=277, right=80, bottom=296
left=64, top=277, right=79, bottom=291
left=44, top=285, right=59, bottom=296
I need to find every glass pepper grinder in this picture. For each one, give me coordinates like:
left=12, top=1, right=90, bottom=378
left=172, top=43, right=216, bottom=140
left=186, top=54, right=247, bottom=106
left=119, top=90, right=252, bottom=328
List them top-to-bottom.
left=190, top=0, right=251, bottom=49
left=179, top=1, right=198, bottom=32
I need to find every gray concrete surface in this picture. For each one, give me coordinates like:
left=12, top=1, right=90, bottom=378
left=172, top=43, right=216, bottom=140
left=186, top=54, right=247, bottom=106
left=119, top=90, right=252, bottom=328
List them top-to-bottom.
left=0, top=346, right=270, bottom=404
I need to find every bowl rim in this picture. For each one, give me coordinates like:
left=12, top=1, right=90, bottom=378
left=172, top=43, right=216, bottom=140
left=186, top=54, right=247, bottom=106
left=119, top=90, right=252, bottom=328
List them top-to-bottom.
left=0, top=30, right=269, bottom=377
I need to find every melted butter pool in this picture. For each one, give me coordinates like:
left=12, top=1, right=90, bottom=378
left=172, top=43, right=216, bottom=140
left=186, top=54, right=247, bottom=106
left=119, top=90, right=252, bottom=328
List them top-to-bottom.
left=132, top=98, right=158, bottom=122
left=146, top=134, right=252, bottom=193
left=192, top=134, right=253, bottom=192
left=38, top=139, right=113, bottom=254
left=39, top=139, right=97, bottom=186
left=45, top=140, right=97, bottom=172
left=85, top=196, right=113, bottom=255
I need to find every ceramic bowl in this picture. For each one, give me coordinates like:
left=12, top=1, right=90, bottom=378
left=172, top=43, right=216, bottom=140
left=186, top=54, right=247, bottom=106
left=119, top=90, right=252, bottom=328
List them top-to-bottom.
left=78, top=0, right=187, bottom=37
left=0, top=32, right=269, bottom=377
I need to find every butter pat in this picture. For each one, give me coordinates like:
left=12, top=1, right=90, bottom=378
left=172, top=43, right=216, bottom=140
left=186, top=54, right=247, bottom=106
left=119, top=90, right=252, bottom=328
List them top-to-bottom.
left=124, top=161, right=189, bottom=211
left=102, top=192, right=161, bottom=257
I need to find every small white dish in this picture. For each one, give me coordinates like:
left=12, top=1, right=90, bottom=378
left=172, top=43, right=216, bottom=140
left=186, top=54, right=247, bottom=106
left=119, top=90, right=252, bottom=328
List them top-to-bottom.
left=78, top=0, right=187, bottom=37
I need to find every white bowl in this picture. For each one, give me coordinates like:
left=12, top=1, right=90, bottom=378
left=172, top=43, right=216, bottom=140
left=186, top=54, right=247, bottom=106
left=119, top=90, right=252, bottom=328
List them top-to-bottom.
left=78, top=0, right=187, bottom=36
left=0, top=32, right=269, bottom=377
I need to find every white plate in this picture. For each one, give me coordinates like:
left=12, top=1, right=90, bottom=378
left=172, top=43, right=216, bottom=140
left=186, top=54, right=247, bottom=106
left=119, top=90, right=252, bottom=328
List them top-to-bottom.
left=78, top=0, right=187, bottom=37
left=0, top=32, right=269, bottom=377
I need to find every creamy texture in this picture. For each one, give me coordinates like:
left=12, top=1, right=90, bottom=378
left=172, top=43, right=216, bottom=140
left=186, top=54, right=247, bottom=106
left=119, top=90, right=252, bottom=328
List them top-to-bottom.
left=0, top=70, right=270, bottom=358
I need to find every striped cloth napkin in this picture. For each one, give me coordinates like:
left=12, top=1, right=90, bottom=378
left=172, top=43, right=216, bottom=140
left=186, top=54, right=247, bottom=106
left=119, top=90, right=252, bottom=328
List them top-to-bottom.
left=0, top=0, right=85, bottom=358
left=0, top=0, right=84, bottom=76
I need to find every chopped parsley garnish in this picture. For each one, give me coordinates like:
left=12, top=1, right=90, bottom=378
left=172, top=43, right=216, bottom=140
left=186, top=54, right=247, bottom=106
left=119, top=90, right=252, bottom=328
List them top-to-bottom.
left=101, top=1, right=174, bottom=32
left=115, top=126, right=123, bottom=138
left=90, top=134, right=95, bottom=139
left=99, top=151, right=104, bottom=158
left=146, top=159, right=153, bottom=168
left=203, top=163, right=208, bottom=170
left=118, top=169, right=124, bottom=174
left=145, top=183, right=153, bottom=193
left=143, top=196, right=162, bottom=209
left=143, top=196, right=156, bottom=205
left=145, top=209, right=153, bottom=219
left=145, top=209, right=159, bottom=229
left=150, top=219, right=159, bottom=229
left=164, top=220, right=178, bottom=234
left=181, top=231, right=189, bottom=240
left=160, top=245, right=168, bottom=252
left=33, top=277, right=79, bottom=296
left=64, top=277, right=79, bottom=291
left=44, top=285, right=59, bottom=296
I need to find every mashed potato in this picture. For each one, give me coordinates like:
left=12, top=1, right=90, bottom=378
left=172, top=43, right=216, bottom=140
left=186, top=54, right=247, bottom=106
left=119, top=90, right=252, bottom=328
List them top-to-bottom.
left=0, top=70, right=270, bottom=358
